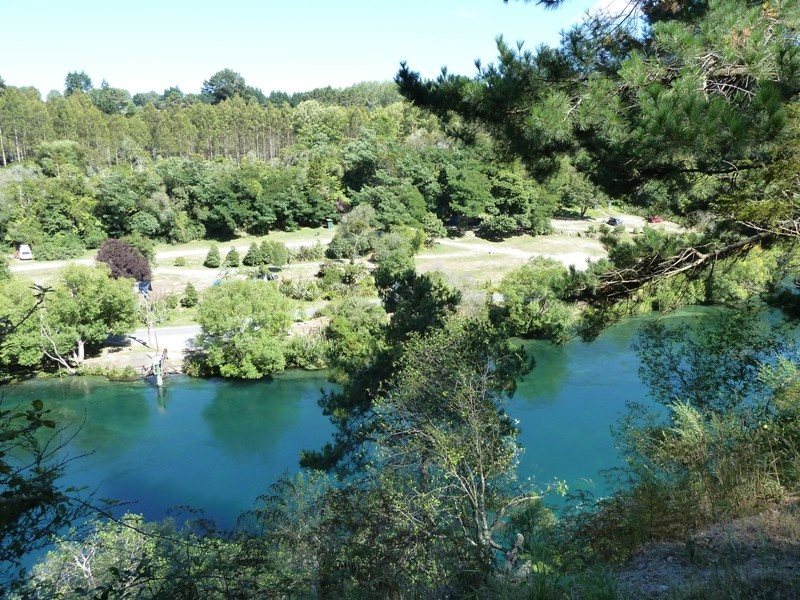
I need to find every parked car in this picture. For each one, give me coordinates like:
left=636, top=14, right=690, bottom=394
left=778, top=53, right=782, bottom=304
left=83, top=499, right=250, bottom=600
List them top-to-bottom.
left=647, top=216, right=664, bottom=223
left=607, top=217, right=623, bottom=227
left=16, top=244, right=33, bottom=260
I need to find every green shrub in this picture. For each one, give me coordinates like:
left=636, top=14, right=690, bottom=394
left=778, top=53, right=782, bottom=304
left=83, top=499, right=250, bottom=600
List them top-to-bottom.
left=129, top=212, right=160, bottom=237
left=477, top=214, right=518, bottom=240
left=83, top=223, right=108, bottom=249
left=120, top=232, right=156, bottom=261
left=32, top=233, right=85, bottom=261
left=326, top=233, right=374, bottom=259
left=261, top=240, right=289, bottom=267
left=290, top=242, right=326, bottom=262
left=242, top=243, right=262, bottom=266
left=203, top=245, right=220, bottom=268
left=224, top=247, right=241, bottom=267
left=173, top=256, right=186, bottom=267
left=317, top=261, right=373, bottom=298
left=279, top=278, right=322, bottom=301
left=181, top=282, right=199, bottom=308
left=165, top=293, right=179, bottom=310
left=283, top=333, right=330, bottom=370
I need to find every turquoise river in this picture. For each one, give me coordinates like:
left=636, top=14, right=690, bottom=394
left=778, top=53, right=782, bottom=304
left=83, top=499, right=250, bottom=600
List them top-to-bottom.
left=6, top=310, right=721, bottom=528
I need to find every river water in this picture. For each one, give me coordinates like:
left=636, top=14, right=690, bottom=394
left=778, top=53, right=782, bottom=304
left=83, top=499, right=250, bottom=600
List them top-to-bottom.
left=5, top=309, right=717, bottom=528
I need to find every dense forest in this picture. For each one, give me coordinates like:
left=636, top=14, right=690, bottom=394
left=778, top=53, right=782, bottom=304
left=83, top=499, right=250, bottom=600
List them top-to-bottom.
left=2, top=0, right=800, bottom=597
left=0, top=70, right=563, bottom=263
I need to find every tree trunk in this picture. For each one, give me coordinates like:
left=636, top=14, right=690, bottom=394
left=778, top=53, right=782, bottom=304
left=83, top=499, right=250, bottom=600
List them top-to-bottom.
left=0, top=125, right=6, bottom=166
left=13, top=127, right=21, bottom=162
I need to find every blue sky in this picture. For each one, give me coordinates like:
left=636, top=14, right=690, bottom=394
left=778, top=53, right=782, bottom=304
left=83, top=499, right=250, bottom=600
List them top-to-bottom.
left=4, top=0, right=603, bottom=98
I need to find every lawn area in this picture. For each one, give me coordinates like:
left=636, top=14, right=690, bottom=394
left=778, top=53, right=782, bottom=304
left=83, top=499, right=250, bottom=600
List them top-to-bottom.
left=153, top=226, right=334, bottom=256
left=417, top=252, right=530, bottom=292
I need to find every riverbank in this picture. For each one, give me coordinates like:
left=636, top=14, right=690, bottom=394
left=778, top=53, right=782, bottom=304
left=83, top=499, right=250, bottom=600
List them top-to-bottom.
left=15, top=213, right=682, bottom=377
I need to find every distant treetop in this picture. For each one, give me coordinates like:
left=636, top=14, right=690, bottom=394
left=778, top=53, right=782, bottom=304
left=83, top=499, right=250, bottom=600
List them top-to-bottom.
left=64, top=71, right=92, bottom=96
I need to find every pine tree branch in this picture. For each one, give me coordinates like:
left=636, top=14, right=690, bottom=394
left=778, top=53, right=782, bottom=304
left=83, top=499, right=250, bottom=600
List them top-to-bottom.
left=578, top=231, right=772, bottom=304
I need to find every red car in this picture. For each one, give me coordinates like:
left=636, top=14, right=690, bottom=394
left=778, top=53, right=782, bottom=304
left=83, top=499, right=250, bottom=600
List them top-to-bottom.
left=647, top=216, right=664, bottom=223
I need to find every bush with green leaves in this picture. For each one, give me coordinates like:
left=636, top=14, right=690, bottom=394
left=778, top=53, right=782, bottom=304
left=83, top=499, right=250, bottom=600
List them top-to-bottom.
left=325, top=204, right=379, bottom=259
left=129, top=211, right=161, bottom=237
left=421, top=212, right=447, bottom=245
left=478, top=214, right=519, bottom=240
left=120, top=232, right=156, bottom=261
left=326, top=232, right=375, bottom=259
left=30, top=233, right=85, bottom=261
left=260, top=240, right=289, bottom=267
left=242, top=242, right=262, bottom=266
left=290, top=242, right=326, bottom=262
left=203, top=244, right=220, bottom=268
left=224, top=246, right=241, bottom=267
left=173, top=256, right=186, bottom=267
left=489, top=257, right=578, bottom=341
left=317, top=261, right=373, bottom=298
left=279, top=278, right=322, bottom=301
left=0, top=279, right=45, bottom=372
left=196, top=279, right=293, bottom=378
left=181, top=282, right=199, bottom=308
left=165, top=293, right=179, bottom=310
left=322, top=296, right=388, bottom=383
left=283, top=332, right=329, bottom=370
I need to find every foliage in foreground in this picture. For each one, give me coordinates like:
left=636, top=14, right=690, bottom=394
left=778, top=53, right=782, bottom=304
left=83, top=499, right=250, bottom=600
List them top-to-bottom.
left=11, top=278, right=800, bottom=598
left=560, top=309, right=800, bottom=566
left=0, top=398, right=94, bottom=597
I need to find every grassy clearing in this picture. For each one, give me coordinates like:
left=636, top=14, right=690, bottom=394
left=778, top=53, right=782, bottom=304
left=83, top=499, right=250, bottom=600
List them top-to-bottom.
left=153, top=226, right=334, bottom=255
left=500, top=233, right=604, bottom=256
left=417, top=252, right=530, bottom=292
left=11, top=268, right=63, bottom=289
left=151, top=306, right=199, bottom=328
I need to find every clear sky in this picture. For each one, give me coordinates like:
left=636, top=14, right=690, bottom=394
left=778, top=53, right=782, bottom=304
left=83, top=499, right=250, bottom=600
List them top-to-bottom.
left=3, top=0, right=604, bottom=98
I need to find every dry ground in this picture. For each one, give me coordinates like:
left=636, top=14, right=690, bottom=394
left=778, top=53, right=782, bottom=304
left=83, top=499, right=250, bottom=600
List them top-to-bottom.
left=614, top=498, right=800, bottom=598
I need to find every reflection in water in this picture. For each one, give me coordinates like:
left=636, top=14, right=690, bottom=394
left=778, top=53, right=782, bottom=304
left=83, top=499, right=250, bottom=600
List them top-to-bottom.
left=3, top=310, right=731, bottom=524
left=511, top=316, right=652, bottom=501
left=514, top=340, right=570, bottom=408
left=4, top=374, right=335, bottom=528
left=202, top=376, right=330, bottom=458
left=17, top=377, right=153, bottom=459
left=156, top=385, right=168, bottom=412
